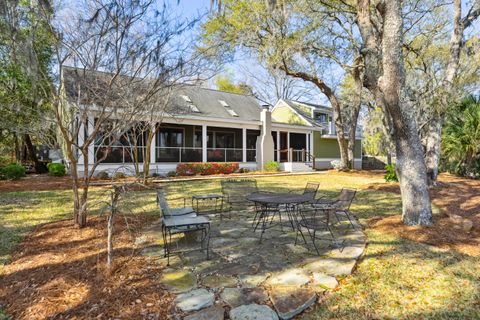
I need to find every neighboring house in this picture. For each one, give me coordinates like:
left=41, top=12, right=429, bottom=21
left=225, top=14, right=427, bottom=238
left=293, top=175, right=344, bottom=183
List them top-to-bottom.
left=63, top=67, right=361, bottom=175
left=272, top=99, right=363, bottom=170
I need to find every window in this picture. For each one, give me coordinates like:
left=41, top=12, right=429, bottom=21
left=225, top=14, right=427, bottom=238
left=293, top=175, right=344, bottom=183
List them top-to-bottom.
left=314, top=113, right=329, bottom=123
left=157, top=128, right=183, bottom=148
left=215, top=132, right=235, bottom=148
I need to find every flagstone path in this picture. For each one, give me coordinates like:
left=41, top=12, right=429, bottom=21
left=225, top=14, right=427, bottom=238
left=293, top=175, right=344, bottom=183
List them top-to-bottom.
left=138, top=208, right=366, bottom=319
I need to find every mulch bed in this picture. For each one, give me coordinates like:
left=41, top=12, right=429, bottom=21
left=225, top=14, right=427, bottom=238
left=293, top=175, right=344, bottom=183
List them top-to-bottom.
left=367, top=173, right=480, bottom=257
left=0, top=174, right=73, bottom=193
left=0, top=215, right=174, bottom=319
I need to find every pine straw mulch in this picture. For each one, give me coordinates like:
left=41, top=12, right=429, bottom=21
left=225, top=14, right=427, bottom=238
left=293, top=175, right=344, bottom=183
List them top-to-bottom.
left=367, top=173, right=480, bottom=257
left=0, top=214, right=175, bottom=319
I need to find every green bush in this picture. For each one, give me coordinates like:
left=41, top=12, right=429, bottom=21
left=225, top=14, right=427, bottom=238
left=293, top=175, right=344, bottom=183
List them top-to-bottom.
left=0, top=156, right=12, bottom=168
left=264, top=160, right=279, bottom=172
left=1, top=163, right=26, bottom=180
left=47, top=163, right=66, bottom=176
left=384, top=164, right=398, bottom=182
left=238, top=167, right=251, bottom=173
left=96, top=171, right=109, bottom=180
left=167, top=171, right=177, bottom=177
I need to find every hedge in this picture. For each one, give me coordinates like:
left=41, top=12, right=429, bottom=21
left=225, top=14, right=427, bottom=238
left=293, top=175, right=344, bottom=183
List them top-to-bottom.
left=176, top=162, right=240, bottom=176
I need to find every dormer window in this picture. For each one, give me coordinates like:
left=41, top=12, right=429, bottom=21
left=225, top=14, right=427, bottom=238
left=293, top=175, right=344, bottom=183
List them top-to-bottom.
left=181, top=95, right=192, bottom=103
left=218, top=100, right=229, bottom=107
left=189, top=105, right=200, bottom=113
left=226, top=109, right=238, bottom=117
left=314, top=112, right=329, bottom=123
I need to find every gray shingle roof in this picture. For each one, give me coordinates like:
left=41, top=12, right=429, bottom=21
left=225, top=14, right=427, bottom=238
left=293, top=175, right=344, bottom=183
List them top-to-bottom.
left=62, top=66, right=262, bottom=122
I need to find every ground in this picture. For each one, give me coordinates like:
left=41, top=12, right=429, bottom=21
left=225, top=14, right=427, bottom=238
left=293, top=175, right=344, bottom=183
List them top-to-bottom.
left=0, top=172, right=479, bottom=319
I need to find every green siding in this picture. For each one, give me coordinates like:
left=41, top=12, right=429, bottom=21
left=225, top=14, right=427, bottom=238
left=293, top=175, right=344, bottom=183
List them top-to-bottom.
left=272, top=106, right=309, bottom=126
left=313, top=132, right=361, bottom=158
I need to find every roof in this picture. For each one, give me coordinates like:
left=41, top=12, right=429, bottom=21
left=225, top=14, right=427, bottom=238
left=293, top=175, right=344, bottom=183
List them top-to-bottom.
left=62, top=66, right=262, bottom=122
left=278, top=99, right=332, bottom=128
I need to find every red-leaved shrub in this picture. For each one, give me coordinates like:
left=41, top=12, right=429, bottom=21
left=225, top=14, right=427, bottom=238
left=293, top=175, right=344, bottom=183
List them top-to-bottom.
left=176, top=162, right=240, bottom=176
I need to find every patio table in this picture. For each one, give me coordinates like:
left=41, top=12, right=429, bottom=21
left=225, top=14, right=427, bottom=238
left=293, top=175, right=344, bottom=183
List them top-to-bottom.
left=246, top=192, right=313, bottom=242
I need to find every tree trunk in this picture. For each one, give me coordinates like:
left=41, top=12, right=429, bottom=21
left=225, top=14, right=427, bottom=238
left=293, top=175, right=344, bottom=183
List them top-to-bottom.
left=380, top=0, right=432, bottom=226
left=347, top=62, right=363, bottom=169
left=328, top=95, right=349, bottom=169
left=424, top=115, right=443, bottom=185
left=24, top=133, right=44, bottom=173
left=70, top=158, right=88, bottom=227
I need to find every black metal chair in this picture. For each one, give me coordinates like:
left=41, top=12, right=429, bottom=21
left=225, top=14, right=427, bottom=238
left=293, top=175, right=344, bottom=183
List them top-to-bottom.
left=221, top=179, right=259, bottom=214
left=303, top=182, right=320, bottom=202
left=314, top=188, right=357, bottom=229
left=157, top=190, right=210, bottom=265
left=295, top=206, right=343, bottom=254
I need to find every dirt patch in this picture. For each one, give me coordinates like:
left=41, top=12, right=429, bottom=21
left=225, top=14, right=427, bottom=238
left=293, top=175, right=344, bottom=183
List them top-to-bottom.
left=368, top=173, right=480, bottom=257
left=0, top=174, right=73, bottom=193
left=0, top=215, right=174, bottom=319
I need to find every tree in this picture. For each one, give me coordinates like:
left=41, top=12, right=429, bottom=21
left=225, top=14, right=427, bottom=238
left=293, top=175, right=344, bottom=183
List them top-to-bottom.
left=0, top=0, right=54, bottom=171
left=38, top=0, right=199, bottom=227
left=202, top=0, right=363, bottom=169
left=356, top=0, right=435, bottom=225
left=214, top=72, right=253, bottom=95
left=442, top=95, right=480, bottom=177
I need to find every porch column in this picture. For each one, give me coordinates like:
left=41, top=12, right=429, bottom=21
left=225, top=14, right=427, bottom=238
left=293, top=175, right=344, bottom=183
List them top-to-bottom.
left=87, top=116, right=95, bottom=166
left=150, top=124, right=156, bottom=165
left=202, top=124, right=207, bottom=162
left=242, top=128, right=247, bottom=162
left=276, top=131, right=280, bottom=162
left=310, top=131, right=314, bottom=155
left=287, top=132, right=290, bottom=162
left=306, top=134, right=309, bottom=155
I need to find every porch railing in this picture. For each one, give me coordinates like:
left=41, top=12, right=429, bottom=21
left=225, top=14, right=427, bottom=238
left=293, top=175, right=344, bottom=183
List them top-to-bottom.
left=95, top=145, right=147, bottom=163
left=156, top=147, right=257, bottom=163
left=277, top=148, right=314, bottom=163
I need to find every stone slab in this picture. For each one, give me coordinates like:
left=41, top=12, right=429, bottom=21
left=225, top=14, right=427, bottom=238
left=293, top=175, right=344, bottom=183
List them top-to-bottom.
left=302, top=258, right=357, bottom=276
left=267, top=268, right=310, bottom=286
left=160, top=269, right=197, bottom=293
left=311, top=272, right=338, bottom=290
left=238, top=274, right=268, bottom=288
left=202, top=275, right=237, bottom=289
left=269, top=286, right=316, bottom=320
left=220, top=287, right=269, bottom=307
left=174, top=288, right=214, bottom=312
left=229, top=304, right=279, bottom=320
left=184, top=306, right=225, bottom=320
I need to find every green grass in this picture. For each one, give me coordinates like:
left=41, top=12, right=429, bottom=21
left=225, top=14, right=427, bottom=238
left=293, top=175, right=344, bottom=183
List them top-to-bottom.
left=1, top=172, right=479, bottom=319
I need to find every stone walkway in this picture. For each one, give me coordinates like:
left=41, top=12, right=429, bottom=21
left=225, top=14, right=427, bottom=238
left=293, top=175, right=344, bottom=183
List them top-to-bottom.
left=138, top=207, right=367, bottom=320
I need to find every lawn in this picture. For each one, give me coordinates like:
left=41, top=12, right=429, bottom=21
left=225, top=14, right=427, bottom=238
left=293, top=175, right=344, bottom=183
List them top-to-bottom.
left=0, top=172, right=479, bottom=319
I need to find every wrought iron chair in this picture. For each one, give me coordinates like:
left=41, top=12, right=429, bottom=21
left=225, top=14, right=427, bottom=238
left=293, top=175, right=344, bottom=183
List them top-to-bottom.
left=221, top=179, right=259, bottom=213
left=303, top=182, right=320, bottom=202
left=314, top=188, right=357, bottom=229
left=157, top=190, right=210, bottom=265
left=295, top=206, right=343, bottom=254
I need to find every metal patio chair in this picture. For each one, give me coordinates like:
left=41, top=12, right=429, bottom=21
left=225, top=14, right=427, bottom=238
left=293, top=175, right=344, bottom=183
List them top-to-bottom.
left=221, top=179, right=259, bottom=214
left=314, top=188, right=357, bottom=229
left=157, top=190, right=210, bottom=265
left=295, top=206, right=343, bottom=255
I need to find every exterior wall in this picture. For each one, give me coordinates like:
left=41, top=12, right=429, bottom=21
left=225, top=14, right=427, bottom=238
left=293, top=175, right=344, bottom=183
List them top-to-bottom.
left=271, top=105, right=309, bottom=126
left=313, top=132, right=362, bottom=169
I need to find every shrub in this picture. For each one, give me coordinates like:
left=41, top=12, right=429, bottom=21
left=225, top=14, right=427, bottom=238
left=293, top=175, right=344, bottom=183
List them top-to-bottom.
left=0, top=156, right=12, bottom=168
left=264, top=160, right=279, bottom=172
left=331, top=160, right=343, bottom=170
left=176, top=162, right=240, bottom=176
left=1, top=163, right=26, bottom=180
left=47, top=163, right=66, bottom=176
left=384, top=164, right=398, bottom=182
left=238, top=167, right=251, bottom=173
left=96, top=171, right=109, bottom=180
left=167, top=171, right=177, bottom=177
left=114, top=172, right=126, bottom=180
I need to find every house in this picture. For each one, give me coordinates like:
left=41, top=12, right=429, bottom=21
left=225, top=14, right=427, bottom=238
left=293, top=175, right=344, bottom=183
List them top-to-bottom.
left=62, top=67, right=361, bottom=175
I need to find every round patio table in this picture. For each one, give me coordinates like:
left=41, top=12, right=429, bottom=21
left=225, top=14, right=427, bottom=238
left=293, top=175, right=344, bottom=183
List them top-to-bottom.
left=246, top=192, right=313, bottom=242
